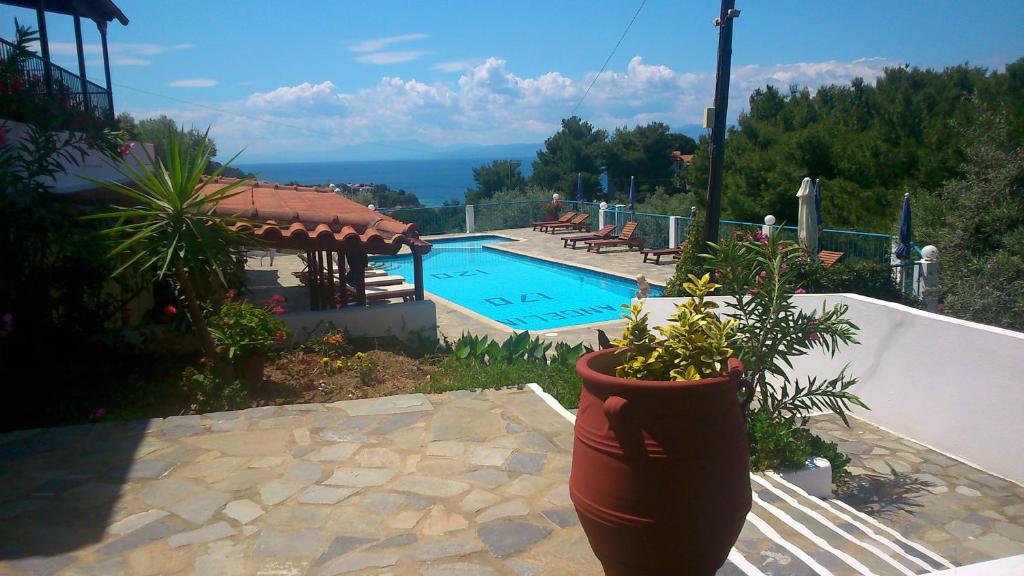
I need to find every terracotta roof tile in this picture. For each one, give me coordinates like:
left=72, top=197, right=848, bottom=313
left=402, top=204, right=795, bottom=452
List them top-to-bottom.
left=201, top=176, right=429, bottom=255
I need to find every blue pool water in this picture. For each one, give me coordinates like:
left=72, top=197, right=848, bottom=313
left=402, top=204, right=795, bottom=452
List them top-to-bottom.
left=371, top=235, right=660, bottom=330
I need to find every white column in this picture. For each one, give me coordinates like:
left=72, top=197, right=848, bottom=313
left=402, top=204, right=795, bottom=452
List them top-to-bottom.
left=598, top=201, right=608, bottom=230
left=465, top=204, right=475, bottom=233
left=669, top=216, right=681, bottom=248
left=917, top=245, right=940, bottom=312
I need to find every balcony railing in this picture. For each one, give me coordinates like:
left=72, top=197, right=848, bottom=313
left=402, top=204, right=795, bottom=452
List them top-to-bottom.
left=1, top=36, right=113, bottom=126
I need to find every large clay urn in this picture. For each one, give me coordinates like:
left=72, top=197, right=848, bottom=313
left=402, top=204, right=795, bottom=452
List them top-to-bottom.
left=570, top=348, right=753, bottom=576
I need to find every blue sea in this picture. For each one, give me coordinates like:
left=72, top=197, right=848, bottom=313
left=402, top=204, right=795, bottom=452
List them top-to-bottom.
left=236, top=158, right=534, bottom=206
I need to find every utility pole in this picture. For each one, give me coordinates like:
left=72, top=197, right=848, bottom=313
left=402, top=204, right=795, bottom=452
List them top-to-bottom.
left=702, top=0, right=740, bottom=247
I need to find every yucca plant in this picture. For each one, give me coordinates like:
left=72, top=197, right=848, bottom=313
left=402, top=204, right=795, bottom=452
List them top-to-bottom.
left=83, top=128, right=253, bottom=382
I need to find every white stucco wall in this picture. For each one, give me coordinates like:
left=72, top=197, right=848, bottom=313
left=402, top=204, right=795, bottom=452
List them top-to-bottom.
left=2, top=120, right=153, bottom=194
left=640, top=294, right=1024, bottom=484
left=281, top=300, right=437, bottom=343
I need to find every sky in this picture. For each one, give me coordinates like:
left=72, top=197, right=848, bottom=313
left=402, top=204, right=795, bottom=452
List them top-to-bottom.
left=2, top=0, right=1022, bottom=162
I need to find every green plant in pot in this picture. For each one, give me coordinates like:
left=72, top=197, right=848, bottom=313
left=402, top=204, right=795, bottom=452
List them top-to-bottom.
left=705, top=227, right=865, bottom=491
left=570, top=273, right=754, bottom=576
left=209, top=300, right=289, bottom=385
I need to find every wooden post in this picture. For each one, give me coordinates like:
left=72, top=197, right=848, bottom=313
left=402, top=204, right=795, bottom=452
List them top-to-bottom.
left=702, top=0, right=738, bottom=248
left=35, top=1, right=53, bottom=97
left=72, top=10, right=92, bottom=116
left=97, top=19, right=114, bottom=121
left=325, top=243, right=336, bottom=309
left=314, top=249, right=325, bottom=310
left=305, top=250, right=317, bottom=311
left=337, top=250, right=348, bottom=307
left=413, top=250, right=424, bottom=301
left=356, top=253, right=367, bottom=306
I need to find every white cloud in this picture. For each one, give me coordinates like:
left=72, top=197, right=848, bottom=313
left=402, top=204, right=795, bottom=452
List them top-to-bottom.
left=349, top=33, right=429, bottom=53
left=36, top=41, right=192, bottom=66
left=355, top=51, right=432, bottom=65
left=143, top=55, right=895, bottom=161
left=113, top=57, right=150, bottom=66
left=432, top=59, right=483, bottom=73
left=168, top=78, right=218, bottom=88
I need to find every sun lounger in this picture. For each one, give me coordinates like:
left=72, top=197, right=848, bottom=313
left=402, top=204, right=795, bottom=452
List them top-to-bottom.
left=531, top=211, right=576, bottom=231
left=543, top=213, right=590, bottom=233
left=585, top=221, right=644, bottom=253
left=563, top=225, right=616, bottom=248
left=641, top=246, right=683, bottom=264
left=818, top=250, right=845, bottom=268
left=363, top=274, right=405, bottom=287
left=351, top=282, right=416, bottom=302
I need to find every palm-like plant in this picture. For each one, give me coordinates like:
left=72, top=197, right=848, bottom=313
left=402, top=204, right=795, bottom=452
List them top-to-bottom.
left=84, top=128, right=253, bottom=381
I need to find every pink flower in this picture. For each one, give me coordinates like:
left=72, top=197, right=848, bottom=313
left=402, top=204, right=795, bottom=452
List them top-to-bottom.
left=118, top=141, right=135, bottom=158
left=757, top=271, right=767, bottom=282
left=747, top=287, right=760, bottom=296
left=795, top=287, right=806, bottom=294
left=225, top=289, right=237, bottom=301
left=271, top=294, right=285, bottom=304
left=163, top=305, right=177, bottom=319
left=272, top=306, right=285, bottom=316
left=275, top=331, right=286, bottom=343
left=809, top=332, right=820, bottom=343
left=89, top=407, right=106, bottom=420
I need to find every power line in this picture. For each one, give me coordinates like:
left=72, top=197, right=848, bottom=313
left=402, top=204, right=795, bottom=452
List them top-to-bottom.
left=569, top=0, right=647, bottom=118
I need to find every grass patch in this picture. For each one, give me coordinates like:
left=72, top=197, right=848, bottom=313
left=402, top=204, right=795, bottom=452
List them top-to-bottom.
left=423, top=357, right=582, bottom=409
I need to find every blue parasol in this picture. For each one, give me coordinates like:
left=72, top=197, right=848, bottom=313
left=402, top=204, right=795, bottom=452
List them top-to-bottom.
left=576, top=172, right=584, bottom=202
left=813, top=179, right=823, bottom=227
left=894, top=193, right=913, bottom=260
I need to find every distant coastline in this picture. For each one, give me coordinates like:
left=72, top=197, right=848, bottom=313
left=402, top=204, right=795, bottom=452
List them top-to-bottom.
left=236, top=157, right=534, bottom=206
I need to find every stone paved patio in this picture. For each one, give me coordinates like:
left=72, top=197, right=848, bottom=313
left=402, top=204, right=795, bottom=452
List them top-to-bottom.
left=0, top=390, right=601, bottom=576
left=811, top=414, right=1024, bottom=566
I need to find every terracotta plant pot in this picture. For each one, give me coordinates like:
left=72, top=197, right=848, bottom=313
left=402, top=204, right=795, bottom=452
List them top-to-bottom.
left=570, top=348, right=753, bottom=576
left=236, top=354, right=266, bottom=386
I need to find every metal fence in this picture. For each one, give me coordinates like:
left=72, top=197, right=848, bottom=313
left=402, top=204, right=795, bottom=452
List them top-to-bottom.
left=1, top=37, right=113, bottom=123
left=382, top=200, right=901, bottom=266
left=475, top=200, right=550, bottom=231
left=380, top=205, right=464, bottom=235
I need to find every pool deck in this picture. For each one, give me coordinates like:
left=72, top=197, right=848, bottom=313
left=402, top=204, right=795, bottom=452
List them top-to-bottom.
left=2, top=388, right=1021, bottom=575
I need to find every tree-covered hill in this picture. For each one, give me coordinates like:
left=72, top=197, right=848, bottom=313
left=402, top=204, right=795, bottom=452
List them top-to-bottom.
left=686, top=59, right=1024, bottom=231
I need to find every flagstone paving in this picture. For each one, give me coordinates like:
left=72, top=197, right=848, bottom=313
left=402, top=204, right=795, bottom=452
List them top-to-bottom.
left=1, top=389, right=1022, bottom=575
left=0, top=390, right=600, bottom=576
left=811, top=414, right=1024, bottom=566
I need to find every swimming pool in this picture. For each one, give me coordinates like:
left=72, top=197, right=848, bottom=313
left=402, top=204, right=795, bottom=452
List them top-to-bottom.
left=371, top=235, right=660, bottom=330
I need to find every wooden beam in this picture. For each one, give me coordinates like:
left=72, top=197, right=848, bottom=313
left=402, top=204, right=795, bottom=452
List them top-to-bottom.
left=35, top=1, right=53, bottom=97
left=72, top=9, right=91, bottom=115
left=97, top=19, right=114, bottom=120
left=325, top=243, right=336, bottom=309
left=305, top=250, right=316, bottom=311
left=337, top=250, right=348, bottom=308
left=413, top=251, right=424, bottom=301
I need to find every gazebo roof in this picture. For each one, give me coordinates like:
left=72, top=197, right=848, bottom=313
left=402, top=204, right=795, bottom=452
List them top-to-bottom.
left=203, top=177, right=430, bottom=256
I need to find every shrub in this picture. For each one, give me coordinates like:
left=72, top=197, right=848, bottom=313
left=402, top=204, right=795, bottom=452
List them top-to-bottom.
left=664, top=219, right=705, bottom=297
left=209, top=301, right=289, bottom=360
left=179, top=366, right=248, bottom=413
left=747, top=411, right=851, bottom=486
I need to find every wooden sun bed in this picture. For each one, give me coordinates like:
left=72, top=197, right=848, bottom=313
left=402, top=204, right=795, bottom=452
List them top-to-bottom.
left=531, top=211, right=576, bottom=231
left=542, top=213, right=590, bottom=233
left=585, top=221, right=644, bottom=253
left=563, top=225, right=617, bottom=248
left=641, top=246, right=683, bottom=264
left=818, top=250, right=846, bottom=268
left=363, top=274, right=406, bottom=287
left=362, top=283, right=417, bottom=302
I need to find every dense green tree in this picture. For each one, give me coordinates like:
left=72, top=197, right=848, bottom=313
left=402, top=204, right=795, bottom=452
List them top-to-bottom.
left=685, top=60, right=1024, bottom=231
left=915, top=109, right=1024, bottom=331
left=117, top=112, right=252, bottom=178
left=530, top=116, right=606, bottom=200
left=605, top=122, right=678, bottom=204
left=466, top=159, right=527, bottom=204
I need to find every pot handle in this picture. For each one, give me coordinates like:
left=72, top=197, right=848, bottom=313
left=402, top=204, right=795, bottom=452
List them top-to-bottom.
left=738, top=378, right=754, bottom=411
left=603, top=395, right=629, bottom=430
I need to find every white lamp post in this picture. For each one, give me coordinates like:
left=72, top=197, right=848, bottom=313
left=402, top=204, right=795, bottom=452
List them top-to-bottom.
left=367, top=204, right=376, bottom=212
left=763, top=214, right=776, bottom=238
